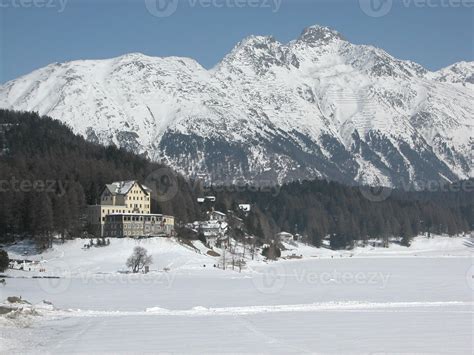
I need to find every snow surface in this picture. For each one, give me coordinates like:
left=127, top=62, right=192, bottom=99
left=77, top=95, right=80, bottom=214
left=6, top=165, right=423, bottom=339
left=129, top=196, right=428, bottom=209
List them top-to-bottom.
left=1, top=235, right=473, bottom=353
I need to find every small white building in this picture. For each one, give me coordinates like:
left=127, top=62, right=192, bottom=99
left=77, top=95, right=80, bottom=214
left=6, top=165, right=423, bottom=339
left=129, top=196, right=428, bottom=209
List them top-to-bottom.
left=238, top=204, right=251, bottom=212
left=209, top=210, right=226, bottom=222
left=191, top=220, right=228, bottom=238
left=277, top=232, right=295, bottom=242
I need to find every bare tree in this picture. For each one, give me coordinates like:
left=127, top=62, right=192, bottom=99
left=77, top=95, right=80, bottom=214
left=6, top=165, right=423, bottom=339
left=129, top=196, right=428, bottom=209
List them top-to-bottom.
left=250, top=237, right=257, bottom=260
left=221, top=245, right=226, bottom=270
left=126, top=246, right=153, bottom=273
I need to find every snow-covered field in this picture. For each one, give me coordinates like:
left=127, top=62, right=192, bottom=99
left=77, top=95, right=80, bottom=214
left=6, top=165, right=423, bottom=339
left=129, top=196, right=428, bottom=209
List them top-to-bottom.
left=1, top=235, right=473, bottom=353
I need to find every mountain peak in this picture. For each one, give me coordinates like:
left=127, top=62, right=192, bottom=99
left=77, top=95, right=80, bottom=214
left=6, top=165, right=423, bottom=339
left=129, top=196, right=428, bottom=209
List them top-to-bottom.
left=0, top=25, right=472, bottom=188
left=298, top=25, right=345, bottom=45
left=217, top=35, right=294, bottom=73
left=234, top=35, right=278, bottom=50
left=116, top=52, right=150, bottom=61
left=431, top=61, right=474, bottom=85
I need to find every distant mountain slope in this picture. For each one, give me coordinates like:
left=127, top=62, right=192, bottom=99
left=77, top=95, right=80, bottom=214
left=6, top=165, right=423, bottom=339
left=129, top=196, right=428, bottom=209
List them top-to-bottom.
left=0, top=25, right=472, bottom=188
left=0, top=110, right=472, bottom=246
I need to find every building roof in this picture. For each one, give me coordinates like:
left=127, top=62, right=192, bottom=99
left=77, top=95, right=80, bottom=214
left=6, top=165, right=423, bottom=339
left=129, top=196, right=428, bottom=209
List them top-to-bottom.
left=103, top=180, right=151, bottom=196
left=211, top=211, right=226, bottom=216
left=106, top=213, right=174, bottom=219
left=107, top=213, right=169, bottom=217
left=193, top=220, right=228, bottom=229
left=277, top=232, right=294, bottom=239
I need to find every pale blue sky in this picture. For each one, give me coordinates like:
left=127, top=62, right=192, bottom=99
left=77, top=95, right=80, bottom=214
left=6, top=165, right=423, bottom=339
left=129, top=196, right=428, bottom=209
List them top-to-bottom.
left=0, top=0, right=472, bottom=83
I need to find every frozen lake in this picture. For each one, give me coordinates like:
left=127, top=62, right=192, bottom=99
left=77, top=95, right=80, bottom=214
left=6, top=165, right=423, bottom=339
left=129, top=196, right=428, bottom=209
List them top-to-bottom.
left=2, top=255, right=473, bottom=353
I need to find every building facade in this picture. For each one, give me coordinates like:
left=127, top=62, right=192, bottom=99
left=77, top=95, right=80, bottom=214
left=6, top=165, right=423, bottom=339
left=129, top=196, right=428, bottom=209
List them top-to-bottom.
left=87, top=180, right=152, bottom=235
left=238, top=204, right=251, bottom=212
left=208, top=210, right=227, bottom=222
left=103, top=213, right=175, bottom=238
left=187, top=220, right=228, bottom=238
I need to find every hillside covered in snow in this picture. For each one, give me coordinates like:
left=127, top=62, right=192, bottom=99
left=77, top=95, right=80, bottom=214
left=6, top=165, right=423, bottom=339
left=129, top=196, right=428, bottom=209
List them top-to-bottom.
left=0, top=25, right=472, bottom=188
left=3, top=235, right=472, bottom=278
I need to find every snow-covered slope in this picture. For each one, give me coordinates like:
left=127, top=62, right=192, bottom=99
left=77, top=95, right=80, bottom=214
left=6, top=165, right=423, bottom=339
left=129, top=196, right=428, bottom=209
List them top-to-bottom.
left=1, top=25, right=472, bottom=187
left=429, top=61, right=474, bottom=85
left=2, top=235, right=473, bottom=354
left=4, top=235, right=471, bottom=279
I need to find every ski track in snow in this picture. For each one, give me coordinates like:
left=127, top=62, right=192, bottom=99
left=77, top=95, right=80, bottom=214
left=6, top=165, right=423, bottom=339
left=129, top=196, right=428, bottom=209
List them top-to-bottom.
left=43, top=301, right=473, bottom=319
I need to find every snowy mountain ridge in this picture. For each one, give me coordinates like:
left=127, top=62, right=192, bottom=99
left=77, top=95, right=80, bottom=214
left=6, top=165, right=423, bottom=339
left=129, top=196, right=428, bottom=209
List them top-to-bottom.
left=0, top=25, right=472, bottom=188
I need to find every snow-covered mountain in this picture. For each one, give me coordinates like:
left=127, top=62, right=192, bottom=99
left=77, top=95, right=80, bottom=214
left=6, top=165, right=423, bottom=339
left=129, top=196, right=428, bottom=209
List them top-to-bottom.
left=1, top=25, right=472, bottom=188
